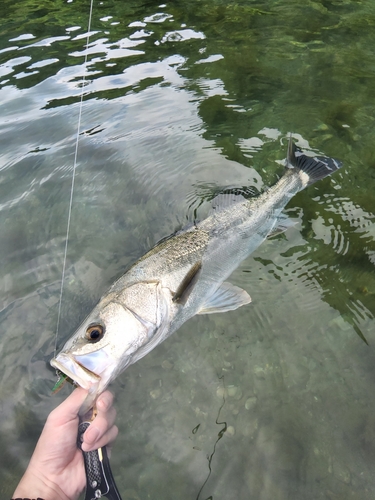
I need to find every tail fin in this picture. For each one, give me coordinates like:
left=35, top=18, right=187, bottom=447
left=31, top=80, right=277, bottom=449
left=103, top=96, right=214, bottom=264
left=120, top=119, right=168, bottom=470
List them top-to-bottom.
left=287, top=137, right=342, bottom=185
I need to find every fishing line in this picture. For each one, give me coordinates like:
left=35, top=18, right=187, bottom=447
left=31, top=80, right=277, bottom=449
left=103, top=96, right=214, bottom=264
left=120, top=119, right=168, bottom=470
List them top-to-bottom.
left=54, top=0, right=95, bottom=357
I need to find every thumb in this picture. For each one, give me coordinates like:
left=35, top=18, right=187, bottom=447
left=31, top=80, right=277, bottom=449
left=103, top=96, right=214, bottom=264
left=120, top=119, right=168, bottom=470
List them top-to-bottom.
left=49, top=387, right=89, bottom=424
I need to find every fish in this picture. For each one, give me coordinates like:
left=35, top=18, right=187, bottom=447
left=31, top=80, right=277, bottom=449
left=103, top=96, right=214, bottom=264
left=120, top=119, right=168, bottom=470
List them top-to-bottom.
left=51, top=139, right=342, bottom=414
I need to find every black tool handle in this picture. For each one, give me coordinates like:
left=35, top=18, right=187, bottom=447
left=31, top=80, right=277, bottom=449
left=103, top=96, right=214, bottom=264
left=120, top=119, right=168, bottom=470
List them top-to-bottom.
left=78, top=420, right=123, bottom=500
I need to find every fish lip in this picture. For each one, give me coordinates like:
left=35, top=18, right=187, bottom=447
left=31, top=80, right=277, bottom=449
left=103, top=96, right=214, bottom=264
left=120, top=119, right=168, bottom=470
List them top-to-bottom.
left=51, top=353, right=101, bottom=388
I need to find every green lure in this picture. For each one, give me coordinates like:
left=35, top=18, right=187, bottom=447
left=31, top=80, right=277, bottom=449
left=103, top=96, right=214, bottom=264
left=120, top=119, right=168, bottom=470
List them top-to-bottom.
left=52, top=370, right=75, bottom=394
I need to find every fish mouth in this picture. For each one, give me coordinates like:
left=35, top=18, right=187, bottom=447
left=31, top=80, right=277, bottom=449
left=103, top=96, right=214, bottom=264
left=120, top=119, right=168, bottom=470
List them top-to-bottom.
left=51, top=352, right=100, bottom=387
left=51, top=353, right=102, bottom=415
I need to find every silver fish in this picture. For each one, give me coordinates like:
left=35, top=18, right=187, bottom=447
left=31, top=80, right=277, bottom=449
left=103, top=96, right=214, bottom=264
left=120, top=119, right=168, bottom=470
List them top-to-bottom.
left=51, top=139, right=342, bottom=414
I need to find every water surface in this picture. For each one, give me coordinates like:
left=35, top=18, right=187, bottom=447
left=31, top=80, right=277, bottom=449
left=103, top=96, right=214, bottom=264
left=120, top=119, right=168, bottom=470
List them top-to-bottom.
left=1, top=0, right=375, bottom=498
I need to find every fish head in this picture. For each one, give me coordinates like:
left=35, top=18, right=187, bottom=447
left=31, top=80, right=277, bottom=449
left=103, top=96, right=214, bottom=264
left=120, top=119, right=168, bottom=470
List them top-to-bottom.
left=51, top=281, right=169, bottom=414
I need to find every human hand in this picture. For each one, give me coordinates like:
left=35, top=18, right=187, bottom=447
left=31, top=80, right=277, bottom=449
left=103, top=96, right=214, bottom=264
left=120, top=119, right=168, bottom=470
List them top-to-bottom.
left=13, top=387, right=118, bottom=500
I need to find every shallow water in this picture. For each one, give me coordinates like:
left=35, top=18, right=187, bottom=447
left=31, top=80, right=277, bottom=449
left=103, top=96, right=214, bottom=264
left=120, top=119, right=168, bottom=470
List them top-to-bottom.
left=1, top=0, right=375, bottom=498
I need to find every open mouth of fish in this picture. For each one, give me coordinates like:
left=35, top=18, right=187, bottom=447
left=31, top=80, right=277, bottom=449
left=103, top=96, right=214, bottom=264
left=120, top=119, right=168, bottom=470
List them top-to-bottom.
left=51, top=350, right=110, bottom=415
left=51, top=353, right=100, bottom=386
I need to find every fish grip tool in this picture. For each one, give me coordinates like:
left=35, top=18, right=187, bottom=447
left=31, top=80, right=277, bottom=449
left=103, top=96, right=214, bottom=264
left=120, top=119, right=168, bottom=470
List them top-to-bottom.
left=78, top=411, right=122, bottom=500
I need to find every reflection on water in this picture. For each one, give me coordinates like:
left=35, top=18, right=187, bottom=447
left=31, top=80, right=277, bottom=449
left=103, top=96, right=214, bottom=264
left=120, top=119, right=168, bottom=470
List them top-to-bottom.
left=1, top=0, right=375, bottom=498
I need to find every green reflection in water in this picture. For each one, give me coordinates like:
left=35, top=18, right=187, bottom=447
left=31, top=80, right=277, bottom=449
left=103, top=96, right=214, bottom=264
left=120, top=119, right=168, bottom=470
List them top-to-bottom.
left=1, top=0, right=375, bottom=499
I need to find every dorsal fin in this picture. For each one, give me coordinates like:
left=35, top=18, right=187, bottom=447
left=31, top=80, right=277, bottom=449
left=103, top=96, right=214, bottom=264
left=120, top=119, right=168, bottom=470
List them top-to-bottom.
left=209, top=186, right=260, bottom=214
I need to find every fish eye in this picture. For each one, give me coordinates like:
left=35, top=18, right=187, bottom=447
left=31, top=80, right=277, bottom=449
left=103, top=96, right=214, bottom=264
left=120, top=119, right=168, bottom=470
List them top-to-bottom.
left=86, top=324, right=104, bottom=342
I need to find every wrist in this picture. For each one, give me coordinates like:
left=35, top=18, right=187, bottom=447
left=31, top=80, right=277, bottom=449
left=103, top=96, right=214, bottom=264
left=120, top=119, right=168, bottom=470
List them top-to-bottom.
left=13, top=467, right=71, bottom=500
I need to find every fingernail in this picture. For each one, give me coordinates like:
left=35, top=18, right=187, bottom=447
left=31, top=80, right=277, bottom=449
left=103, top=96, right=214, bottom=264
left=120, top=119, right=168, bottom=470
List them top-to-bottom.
left=85, top=426, right=100, bottom=444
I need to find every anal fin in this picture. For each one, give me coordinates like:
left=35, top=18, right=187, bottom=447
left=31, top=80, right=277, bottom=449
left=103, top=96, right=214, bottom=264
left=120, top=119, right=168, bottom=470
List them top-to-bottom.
left=267, top=214, right=296, bottom=238
left=198, top=282, right=251, bottom=315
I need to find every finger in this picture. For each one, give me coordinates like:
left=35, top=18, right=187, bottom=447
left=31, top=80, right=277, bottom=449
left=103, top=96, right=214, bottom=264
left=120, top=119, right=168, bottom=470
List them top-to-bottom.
left=48, top=387, right=89, bottom=425
left=82, top=390, right=116, bottom=444
left=96, top=390, right=114, bottom=413
left=83, top=406, right=117, bottom=446
left=81, top=425, right=119, bottom=452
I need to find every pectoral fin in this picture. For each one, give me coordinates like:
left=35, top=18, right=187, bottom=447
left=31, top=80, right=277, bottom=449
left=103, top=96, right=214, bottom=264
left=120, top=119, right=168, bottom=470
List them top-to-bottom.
left=173, top=261, right=202, bottom=305
left=197, top=282, right=251, bottom=315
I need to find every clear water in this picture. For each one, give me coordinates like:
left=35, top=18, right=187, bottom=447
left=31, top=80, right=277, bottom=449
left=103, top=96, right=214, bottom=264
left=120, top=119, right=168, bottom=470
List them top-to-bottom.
left=1, top=0, right=375, bottom=498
